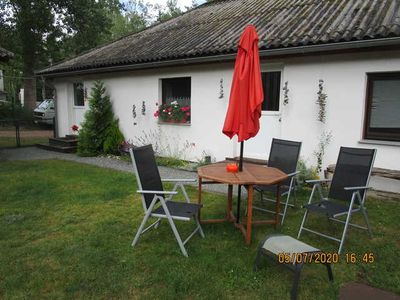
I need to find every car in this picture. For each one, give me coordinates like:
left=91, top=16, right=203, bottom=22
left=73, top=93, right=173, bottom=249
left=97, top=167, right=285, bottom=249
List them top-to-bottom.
left=33, top=99, right=55, bottom=125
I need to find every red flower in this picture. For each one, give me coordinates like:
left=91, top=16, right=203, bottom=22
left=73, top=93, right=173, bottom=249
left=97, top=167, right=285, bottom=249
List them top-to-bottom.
left=154, top=110, right=159, bottom=117
left=71, top=124, right=79, bottom=132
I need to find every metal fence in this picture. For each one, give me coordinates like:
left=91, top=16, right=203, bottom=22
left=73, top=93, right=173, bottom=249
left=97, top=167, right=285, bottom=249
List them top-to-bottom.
left=0, top=118, right=56, bottom=148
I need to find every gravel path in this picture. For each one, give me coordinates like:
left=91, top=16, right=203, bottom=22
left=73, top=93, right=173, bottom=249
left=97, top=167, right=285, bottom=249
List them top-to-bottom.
left=0, top=146, right=231, bottom=194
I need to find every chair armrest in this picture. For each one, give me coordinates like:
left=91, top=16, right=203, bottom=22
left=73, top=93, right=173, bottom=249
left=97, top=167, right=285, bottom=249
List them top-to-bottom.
left=287, top=171, right=300, bottom=177
left=161, top=178, right=196, bottom=183
left=305, top=179, right=332, bottom=184
left=343, top=186, right=370, bottom=191
left=137, top=190, right=178, bottom=195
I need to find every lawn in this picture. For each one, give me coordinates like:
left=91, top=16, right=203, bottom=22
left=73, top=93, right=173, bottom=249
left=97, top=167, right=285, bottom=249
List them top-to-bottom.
left=0, top=160, right=399, bottom=299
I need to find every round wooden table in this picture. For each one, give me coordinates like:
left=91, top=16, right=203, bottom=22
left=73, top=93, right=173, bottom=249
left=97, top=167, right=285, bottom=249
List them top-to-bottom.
left=197, top=162, right=288, bottom=245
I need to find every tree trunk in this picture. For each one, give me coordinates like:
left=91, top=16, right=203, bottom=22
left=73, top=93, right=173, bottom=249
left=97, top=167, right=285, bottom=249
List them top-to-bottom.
left=23, top=76, right=36, bottom=110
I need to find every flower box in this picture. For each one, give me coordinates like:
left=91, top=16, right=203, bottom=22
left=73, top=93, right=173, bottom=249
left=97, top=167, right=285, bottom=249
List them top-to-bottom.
left=154, top=101, right=191, bottom=124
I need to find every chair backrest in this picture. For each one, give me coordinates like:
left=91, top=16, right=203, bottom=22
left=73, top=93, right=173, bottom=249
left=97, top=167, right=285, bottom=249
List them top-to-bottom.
left=268, top=138, right=302, bottom=185
left=129, top=144, right=164, bottom=210
left=328, top=147, right=376, bottom=202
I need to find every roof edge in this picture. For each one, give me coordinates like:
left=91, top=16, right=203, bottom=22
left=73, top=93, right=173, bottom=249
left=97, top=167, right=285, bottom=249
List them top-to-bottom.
left=37, top=37, right=400, bottom=77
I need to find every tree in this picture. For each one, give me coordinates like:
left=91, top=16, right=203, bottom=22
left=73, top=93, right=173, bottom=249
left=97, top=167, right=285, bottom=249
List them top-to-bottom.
left=0, top=0, right=120, bottom=110
left=109, top=0, right=150, bottom=40
left=156, top=0, right=183, bottom=22
left=77, top=80, right=124, bottom=156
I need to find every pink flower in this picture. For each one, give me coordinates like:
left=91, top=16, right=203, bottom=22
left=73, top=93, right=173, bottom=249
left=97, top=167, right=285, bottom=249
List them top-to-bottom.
left=154, top=110, right=159, bottom=117
left=186, top=112, right=190, bottom=116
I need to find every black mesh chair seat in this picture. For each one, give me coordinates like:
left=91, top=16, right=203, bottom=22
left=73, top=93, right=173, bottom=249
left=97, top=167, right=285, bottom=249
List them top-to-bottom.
left=255, top=184, right=290, bottom=194
left=304, top=200, right=349, bottom=217
left=153, top=201, right=203, bottom=219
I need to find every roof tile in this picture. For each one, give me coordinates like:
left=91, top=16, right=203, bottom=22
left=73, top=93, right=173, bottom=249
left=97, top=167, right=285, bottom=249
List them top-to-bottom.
left=38, top=0, right=400, bottom=75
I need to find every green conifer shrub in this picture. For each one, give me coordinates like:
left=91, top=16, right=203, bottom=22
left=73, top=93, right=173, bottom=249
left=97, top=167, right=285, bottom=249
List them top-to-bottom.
left=77, top=80, right=124, bottom=156
left=103, top=119, right=125, bottom=155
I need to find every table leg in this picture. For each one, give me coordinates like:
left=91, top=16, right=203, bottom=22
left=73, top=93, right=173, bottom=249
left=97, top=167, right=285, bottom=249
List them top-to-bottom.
left=198, top=176, right=202, bottom=221
left=275, top=183, right=281, bottom=227
left=227, top=184, right=233, bottom=220
left=246, top=185, right=254, bottom=245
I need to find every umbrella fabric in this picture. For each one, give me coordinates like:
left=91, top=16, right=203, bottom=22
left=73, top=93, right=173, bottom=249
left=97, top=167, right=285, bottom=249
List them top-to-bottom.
left=222, top=25, right=264, bottom=142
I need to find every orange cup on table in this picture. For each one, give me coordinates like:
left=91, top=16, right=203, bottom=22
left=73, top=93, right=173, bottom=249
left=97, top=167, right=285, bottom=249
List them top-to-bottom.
left=226, top=163, right=239, bottom=173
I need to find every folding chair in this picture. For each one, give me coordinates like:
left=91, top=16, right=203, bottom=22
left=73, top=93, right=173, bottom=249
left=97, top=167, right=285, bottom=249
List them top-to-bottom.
left=253, top=138, right=302, bottom=225
left=129, top=144, right=204, bottom=257
left=298, top=147, right=376, bottom=254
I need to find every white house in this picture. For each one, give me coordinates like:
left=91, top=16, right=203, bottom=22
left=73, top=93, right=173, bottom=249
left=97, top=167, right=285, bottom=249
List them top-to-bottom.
left=37, top=0, right=400, bottom=190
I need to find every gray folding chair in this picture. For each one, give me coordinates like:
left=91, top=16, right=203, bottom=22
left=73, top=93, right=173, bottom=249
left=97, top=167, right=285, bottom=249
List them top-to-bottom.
left=253, top=138, right=302, bottom=225
left=129, top=144, right=204, bottom=257
left=298, top=147, right=376, bottom=254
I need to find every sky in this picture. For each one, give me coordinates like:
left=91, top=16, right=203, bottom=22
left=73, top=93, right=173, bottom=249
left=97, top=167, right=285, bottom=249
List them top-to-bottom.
left=120, top=0, right=206, bottom=11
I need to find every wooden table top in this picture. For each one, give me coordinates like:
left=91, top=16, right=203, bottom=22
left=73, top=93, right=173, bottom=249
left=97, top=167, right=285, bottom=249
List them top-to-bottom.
left=197, top=162, right=288, bottom=185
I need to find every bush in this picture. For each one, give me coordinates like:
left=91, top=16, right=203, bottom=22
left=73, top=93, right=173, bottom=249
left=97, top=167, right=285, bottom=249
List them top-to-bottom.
left=77, top=80, right=124, bottom=156
left=0, top=101, right=34, bottom=123
left=103, top=119, right=124, bottom=155
left=297, top=159, right=319, bottom=188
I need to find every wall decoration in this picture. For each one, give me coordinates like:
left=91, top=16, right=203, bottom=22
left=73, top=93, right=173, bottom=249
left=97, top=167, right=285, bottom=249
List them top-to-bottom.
left=219, top=78, right=224, bottom=99
left=316, top=79, right=327, bottom=123
left=282, top=81, right=289, bottom=105
left=141, top=101, right=146, bottom=115
left=132, top=104, right=137, bottom=125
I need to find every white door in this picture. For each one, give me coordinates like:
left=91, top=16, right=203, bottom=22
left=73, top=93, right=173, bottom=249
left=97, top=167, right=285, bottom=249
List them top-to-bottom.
left=242, top=67, right=283, bottom=160
left=69, top=82, right=87, bottom=128
left=245, top=112, right=281, bottom=160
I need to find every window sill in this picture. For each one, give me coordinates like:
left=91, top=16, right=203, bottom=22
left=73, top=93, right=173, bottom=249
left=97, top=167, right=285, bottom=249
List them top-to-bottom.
left=73, top=106, right=86, bottom=109
left=261, top=111, right=281, bottom=116
left=158, top=121, right=191, bottom=126
left=358, top=139, right=400, bottom=147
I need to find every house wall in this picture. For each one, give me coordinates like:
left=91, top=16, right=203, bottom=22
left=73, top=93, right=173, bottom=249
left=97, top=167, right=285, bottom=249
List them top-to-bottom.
left=54, top=49, right=400, bottom=172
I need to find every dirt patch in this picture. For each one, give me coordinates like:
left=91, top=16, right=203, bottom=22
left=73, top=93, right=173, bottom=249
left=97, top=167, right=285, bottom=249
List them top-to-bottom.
left=0, top=129, right=53, bottom=138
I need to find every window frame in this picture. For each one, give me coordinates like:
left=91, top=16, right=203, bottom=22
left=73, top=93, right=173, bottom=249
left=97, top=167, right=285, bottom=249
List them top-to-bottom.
left=259, top=65, right=283, bottom=116
left=363, top=72, right=400, bottom=142
left=158, top=76, right=192, bottom=124
left=73, top=82, right=85, bottom=107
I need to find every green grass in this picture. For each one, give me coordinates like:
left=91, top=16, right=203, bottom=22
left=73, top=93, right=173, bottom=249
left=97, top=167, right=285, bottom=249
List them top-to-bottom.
left=0, top=136, right=50, bottom=148
left=0, top=160, right=399, bottom=299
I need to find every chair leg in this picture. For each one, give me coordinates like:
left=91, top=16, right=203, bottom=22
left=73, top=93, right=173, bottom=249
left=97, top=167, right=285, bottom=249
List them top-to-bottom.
left=281, top=179, right=294, bottom=225
left=338, top=197, right=355, bottom=254
left=159, top=201, right=189, bottom=257
left=360, top=205, right=373, bottom=238
left=132, top=209, right=153, bottom=247
left=297, top=210, right=309, bottom=239
left=195, top=215, right=205, bottom=238
left=154, top=218, right=162, bottom=229
left=253, top=244, right=264, bottom=271
left=325, top=263, right=333, bottom=281
left=291, top=264, right=303, bottom=300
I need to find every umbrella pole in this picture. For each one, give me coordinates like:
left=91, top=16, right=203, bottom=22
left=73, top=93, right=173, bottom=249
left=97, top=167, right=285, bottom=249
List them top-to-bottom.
left=236, top=141, right=244, bottom=223
left=239, top=141, right=244, bottom=171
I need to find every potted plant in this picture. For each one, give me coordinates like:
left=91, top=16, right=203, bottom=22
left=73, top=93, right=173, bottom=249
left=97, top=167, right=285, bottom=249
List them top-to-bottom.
left=154, top=101, right=190, bottom=123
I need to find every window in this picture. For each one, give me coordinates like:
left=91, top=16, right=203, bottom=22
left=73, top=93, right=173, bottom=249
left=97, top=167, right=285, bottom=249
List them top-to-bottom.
left=261, top=71, right=281, bottom=111
left=364, top=73, right=400, bottom=141
left=158, top=77, right=191, bottom=123
left=161, top=77, right=191, bottom=106
left=73, top=82, right=84, bottom=106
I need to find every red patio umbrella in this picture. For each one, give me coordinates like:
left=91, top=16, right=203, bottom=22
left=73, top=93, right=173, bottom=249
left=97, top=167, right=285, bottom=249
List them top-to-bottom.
left=222, top=25, right=264, bottom=223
